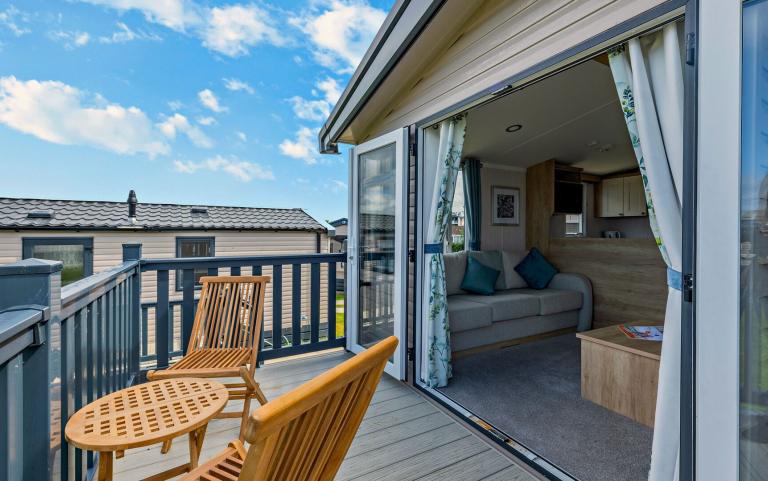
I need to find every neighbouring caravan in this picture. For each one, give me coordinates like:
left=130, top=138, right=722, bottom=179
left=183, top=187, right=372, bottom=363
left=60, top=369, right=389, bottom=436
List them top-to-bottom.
left=321, top=2, right=760, bottom=481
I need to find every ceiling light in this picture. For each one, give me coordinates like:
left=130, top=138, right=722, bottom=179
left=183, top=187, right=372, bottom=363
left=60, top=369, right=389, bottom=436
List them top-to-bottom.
left=505, top=124, right=522, bottom=133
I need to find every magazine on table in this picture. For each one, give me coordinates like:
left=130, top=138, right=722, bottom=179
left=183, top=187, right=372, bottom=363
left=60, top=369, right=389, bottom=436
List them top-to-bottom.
left=618, top=325, right=664, bottom=341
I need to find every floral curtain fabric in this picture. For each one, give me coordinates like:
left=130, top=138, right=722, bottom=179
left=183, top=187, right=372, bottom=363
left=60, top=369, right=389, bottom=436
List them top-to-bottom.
left=609, top=22, right=684, bottom=481
left=422, top=116, right=467, bottom=388
left=462, top=158, right=482, bottom=251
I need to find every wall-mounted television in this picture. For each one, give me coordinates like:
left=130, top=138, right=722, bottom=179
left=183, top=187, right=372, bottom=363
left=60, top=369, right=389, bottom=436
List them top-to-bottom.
left=554, top=181, right=583, bottom=214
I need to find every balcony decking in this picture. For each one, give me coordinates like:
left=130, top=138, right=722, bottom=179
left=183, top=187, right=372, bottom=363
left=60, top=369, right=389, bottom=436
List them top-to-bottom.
left=113, top=349, right=538, bottom=481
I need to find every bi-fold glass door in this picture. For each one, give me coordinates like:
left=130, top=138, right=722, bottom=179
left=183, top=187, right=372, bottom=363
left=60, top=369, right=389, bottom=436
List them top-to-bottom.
left=346, top=129, right=408, bottom=379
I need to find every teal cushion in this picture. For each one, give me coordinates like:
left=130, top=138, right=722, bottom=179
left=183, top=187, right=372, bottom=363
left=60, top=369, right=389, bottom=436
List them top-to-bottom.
left=514, top=247, right=558, bottom=289
left=468, top=250, right=505, bottom=290
left=460, top=256, right=500, bottom=296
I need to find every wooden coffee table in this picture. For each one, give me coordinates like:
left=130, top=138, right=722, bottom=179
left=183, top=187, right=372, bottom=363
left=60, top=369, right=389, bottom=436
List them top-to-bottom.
left=576, top=323, right=662, bottom=427
left=65, top=378, right=228, bottom=481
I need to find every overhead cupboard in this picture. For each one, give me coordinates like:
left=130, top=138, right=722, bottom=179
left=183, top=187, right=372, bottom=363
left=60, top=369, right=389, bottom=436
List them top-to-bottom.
left=597, top=174, right=647, bottom=218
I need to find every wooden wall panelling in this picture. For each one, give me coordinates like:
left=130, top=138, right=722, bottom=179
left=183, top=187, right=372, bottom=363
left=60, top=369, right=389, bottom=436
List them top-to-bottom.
left=525, top=159, right=555, bottom=254
left=548, top=238, right=667, bottom=328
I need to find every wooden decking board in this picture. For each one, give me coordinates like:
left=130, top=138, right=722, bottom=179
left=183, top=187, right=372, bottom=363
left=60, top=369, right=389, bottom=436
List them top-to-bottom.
left=112, top=350, right=536, bottom=481
left=349, top=435, right=489, bottom=481
left=416, top=450, right=521, bottom=481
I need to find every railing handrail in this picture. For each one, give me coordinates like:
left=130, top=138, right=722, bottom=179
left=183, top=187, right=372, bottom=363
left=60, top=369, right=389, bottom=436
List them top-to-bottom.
left=140, top=252, right=345, bottom=271
left=61, top=260, right=140, bottom=319
left=0, top=306, right=49, bottom=359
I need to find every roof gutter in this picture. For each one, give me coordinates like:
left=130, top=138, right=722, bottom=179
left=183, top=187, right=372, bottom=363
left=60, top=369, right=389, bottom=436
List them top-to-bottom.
left=318, top=0, right=445, bottom=154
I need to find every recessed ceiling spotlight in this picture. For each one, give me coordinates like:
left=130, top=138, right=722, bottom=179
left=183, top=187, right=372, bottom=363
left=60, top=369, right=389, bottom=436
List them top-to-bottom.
left=505, top=124, right=522, bottom=133
left=599, top=143, right=614, bottom=152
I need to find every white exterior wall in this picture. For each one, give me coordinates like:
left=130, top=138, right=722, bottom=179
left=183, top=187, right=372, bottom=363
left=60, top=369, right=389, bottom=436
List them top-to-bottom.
left=361, top=0, right=671, bottom=140
left=0, top=229, right=332, bottom=355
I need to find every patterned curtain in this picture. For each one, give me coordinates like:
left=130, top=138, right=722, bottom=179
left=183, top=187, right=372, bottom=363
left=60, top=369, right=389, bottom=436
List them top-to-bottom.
left=609, top=22, right=684, bottom=481
left=422, top=116, right=467, bottom=388
left=462, top=158, right=482, bottom=251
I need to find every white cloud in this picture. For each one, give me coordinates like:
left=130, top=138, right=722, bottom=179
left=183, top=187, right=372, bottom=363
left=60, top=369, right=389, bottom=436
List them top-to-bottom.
left=78, top=0, right=202, bottom=31
left=291, top=0, right=386, bottom=71
left=202, top=4, right=284, bottom=57
left=0, top=6, right=30, bottom=37
left=99, top=22, right=161, bottom=44
left=49, top=30, right=91, bottom=49
left=292, top=55, right=303, bottom=65
left=0, top=76, right=168, bottom=156
left=287, top=77, right=341, bottom=121
left=316, top=77, right=341, bottom=104
left=223, top=78, right=254, bottom=94
left=198, top=89, right=226, bottom=113
left=288, top=96, right=330, bottom=121
left=167, top=100, right=183, bottom=111
left=158, top=113, right=212, bottom=148
left=197, top=116, right=215, bottom=126
left=279, top=126, right=318, bottom=165
left=236, top=131, right=247, bottom=142
left=173, top=155, right=274, bottom=181
left=329, top=179, right=347, bottom=192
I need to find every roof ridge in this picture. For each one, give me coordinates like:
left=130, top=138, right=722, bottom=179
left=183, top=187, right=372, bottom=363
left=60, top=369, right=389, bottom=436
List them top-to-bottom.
left=0, top=196, right=309, bottom=212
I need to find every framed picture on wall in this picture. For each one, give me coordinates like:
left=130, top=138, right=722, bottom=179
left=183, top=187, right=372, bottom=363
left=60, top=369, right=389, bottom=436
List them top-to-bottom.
left=491, top=186, right=520, bottom=225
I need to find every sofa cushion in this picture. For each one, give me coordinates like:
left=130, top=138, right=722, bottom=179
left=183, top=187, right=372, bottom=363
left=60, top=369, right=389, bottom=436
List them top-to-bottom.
left=514, top=247, right=558, bottom=289
left=469, top=250, right=505, bottom=290
left=443, top=251, right=468, bottom=295
left=502, top=251, right=528, bottom=289
left=461, top=256, right=500, bottom=296
left=517, top=288, right=583, bottom=315
left=461, top=291, right=540, bottom=322
left=447, top=297, right=493, bottom=332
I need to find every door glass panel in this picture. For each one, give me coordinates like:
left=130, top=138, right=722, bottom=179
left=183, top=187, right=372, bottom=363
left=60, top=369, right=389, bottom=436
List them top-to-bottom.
left=741, top=1, right=768, bottom=477
left=358, top=142, right=396, bottom=348
left=32, top=244, right=85, bottom=286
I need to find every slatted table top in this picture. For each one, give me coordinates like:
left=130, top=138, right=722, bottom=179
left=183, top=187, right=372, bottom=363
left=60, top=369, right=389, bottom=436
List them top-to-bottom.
left=66, top=378, right=228, bottom=452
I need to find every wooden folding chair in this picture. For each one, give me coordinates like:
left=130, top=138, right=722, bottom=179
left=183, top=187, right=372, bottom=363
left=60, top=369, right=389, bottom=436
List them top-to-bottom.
left=147, top=275, right=270, bottom=440
left=179, top=336, right=398, bottom=481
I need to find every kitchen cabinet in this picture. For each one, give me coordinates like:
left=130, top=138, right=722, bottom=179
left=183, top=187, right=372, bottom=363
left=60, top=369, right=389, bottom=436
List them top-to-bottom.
left=597, top=174, right=647, bottom=217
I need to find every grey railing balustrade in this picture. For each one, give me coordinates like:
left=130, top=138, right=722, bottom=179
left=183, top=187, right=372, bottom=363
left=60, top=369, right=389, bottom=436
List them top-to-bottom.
left=0, top=244, right=142, bottom=481
left=0, top=247, right=346, bottom=481
left=139, top=252, right=347, bottom=371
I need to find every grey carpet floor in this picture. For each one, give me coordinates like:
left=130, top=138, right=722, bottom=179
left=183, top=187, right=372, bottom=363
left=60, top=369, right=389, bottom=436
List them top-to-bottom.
left=438, top=334, right=652, bottom=481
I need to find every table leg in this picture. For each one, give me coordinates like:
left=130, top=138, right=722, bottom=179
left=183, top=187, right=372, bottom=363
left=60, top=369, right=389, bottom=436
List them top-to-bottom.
left=188, top=425, right=208, bottom=469
left=98, top=452, right=113, bottom=481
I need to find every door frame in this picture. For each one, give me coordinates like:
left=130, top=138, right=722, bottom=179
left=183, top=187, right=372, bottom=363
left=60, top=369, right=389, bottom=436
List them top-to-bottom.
left=693, top=1, right=742, bottom=480
left=406, top=3, right=700, bottom=481
left=346, top=128, right=409, bottom=379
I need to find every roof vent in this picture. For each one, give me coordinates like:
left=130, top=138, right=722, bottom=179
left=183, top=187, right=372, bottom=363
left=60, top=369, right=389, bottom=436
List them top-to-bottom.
left=127, top=190, right=138, bottom=219
left=190, top=207, right=208, bottom=215
left=27, top=210, right=53, bottom=219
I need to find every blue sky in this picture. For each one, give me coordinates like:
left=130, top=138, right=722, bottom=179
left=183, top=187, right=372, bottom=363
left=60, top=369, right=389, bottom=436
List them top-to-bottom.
left=0, top=0, right=394, bottom=226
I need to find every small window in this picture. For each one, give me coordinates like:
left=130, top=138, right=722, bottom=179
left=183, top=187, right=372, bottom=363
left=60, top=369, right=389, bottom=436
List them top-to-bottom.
left=565, top=214, right=584, bottom=237
left=22, top=237, right=93, bottom=286
left=176, top=237, right=215, bottom=290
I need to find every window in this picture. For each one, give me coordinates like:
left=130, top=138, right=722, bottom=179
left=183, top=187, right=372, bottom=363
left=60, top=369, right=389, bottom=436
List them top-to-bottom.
left=740, top=1, right=768, bottom=478
left=565, top=214, right=584, bottom=237
left=22, top=237, right=93, bottom=286
left=176, top=237, right=215, bottom=290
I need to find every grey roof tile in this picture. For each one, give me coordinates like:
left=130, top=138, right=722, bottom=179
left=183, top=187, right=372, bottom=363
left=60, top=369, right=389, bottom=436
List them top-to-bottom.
left=0, top=197, right=326, bottom=232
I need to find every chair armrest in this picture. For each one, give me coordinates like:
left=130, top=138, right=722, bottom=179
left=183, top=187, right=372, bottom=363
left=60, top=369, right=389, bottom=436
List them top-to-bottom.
left=549, top=273, right=593, bottom=331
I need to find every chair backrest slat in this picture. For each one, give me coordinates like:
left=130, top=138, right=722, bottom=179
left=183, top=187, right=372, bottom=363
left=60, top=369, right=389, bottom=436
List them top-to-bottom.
left=187, top=276, right=269, bottom=352
left=236, top=337, right=398, bottom=481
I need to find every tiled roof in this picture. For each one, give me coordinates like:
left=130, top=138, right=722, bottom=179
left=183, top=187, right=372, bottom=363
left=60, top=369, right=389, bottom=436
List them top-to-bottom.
left=0, top=197, right=326, bottom=232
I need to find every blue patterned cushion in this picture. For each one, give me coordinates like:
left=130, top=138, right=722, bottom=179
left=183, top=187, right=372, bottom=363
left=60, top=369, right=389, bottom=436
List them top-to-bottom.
left=514, top=248, right=558, bottom=289
left=460, top=256, right=500, bottom=296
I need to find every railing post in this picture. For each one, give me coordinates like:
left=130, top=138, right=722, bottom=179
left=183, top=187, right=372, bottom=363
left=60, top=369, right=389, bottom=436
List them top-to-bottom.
left=122, top=244, right=142, bottom=384
left=0, top=259, right=63, bottom=481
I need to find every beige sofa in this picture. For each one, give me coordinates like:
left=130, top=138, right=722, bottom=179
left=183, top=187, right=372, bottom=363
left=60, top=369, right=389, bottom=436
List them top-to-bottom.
left=444, top=250, right=592, bottom=352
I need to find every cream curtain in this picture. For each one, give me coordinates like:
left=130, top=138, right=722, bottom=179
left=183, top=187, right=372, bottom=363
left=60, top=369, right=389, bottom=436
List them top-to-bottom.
left=609, top=22, right=684, bottom=481
left=421, top=116, right=467, bottom=388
